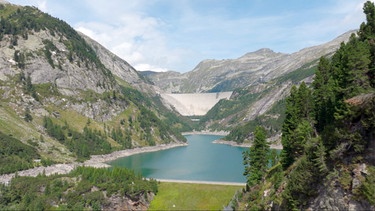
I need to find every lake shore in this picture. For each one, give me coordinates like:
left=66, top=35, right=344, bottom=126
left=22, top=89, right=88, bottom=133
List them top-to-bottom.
left=212, top=139, right=283, bottom=149
left=0, top=142, right=188, bottom=185
left=84, top=142, right=188, bottom=167
left=156, top=178, right=246, bottom=186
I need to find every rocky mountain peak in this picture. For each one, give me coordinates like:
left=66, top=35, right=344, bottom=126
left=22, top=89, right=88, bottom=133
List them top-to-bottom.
left=142, top=30, right=353, bottom=93
left=240, top=48, right=280, bottom=58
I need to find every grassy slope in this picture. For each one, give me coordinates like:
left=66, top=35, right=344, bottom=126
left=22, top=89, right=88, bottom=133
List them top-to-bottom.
left=0, top=103, right=74, bottom=163
left=149, top=182, right=242, bottom=210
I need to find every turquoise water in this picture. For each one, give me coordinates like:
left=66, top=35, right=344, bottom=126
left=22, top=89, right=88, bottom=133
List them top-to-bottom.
left=108, top=134, right=248, bottom=183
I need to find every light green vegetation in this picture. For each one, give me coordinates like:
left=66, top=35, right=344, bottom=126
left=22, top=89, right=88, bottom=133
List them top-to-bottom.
left=149, top=182, right=242, bottom=210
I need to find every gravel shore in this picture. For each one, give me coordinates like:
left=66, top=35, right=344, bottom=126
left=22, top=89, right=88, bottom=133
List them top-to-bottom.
left=212, top=139, right=283, bottom=149
left=0, top=142, right=188, bottom=185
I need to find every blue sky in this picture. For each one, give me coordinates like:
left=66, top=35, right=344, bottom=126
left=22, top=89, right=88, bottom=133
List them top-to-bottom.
left=8, top=0, right=370, bottom=72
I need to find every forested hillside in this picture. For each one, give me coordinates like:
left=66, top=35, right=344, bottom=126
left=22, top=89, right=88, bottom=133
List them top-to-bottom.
left=0, top=2, right=190, bottom=172
left=235, top=2, right=375, bottom=210
left=0, top=167, right=158, bottom=210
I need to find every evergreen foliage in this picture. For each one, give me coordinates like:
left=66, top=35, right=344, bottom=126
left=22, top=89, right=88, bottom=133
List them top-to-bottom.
left=238, top=2, right=375, bottom=210
left=220, top=62, right=316, bottom=143
left=280, top=82, right=314, bottom=169
left=120, top=86, right=188, bottom=142
left=23, top=107, right=33, bottom=122
left=43, top=116, right=112, bottom=160
left=243, top=126, right=270, bottom=186
left=0, top=131, right=40, bottom=174
left=0, top=167, right=158, bottom=210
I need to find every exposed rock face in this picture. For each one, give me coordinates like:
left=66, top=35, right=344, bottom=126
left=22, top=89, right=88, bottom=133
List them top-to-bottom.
left=142, top=30, right=354, bottom=93
left=0, top=31, right=114, bottom=96
left=0, top=31, right=124, bottom=121
left=79, top=32, right=142, bottom=86
left=80, top=32, right=164, bottom=96
left=244, top=82, right=291, bottom=121
left=307, top=163, right=374, bottom=211
left=103, top=192, right=154, bottom=211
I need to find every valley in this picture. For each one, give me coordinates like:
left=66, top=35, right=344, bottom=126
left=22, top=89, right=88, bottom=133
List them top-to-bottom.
left=0, top=0, right=374, bottom=210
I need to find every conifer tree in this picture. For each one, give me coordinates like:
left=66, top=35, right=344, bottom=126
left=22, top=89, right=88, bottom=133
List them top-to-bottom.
left=358, top=1, right=375, bottom=87
left=341, top=34, right=371, bottom=97
left=313, top=57, right=336, bottom=132
left=280, top=83, right=314, bottom=169
left=243, top=126, right=270, bottom=186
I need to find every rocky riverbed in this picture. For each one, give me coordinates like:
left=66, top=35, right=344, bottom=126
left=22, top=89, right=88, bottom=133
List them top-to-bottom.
left=0, top=143, right=187, bottom=185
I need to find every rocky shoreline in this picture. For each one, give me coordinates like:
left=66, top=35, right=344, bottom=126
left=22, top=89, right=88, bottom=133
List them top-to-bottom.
left=212, top=139, right=283, bottom=149
left=0, top=142, right=188, bottom=185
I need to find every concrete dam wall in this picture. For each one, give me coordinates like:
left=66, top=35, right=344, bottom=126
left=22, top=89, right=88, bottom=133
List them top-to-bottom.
left=161, top=92, right=233, bottom=116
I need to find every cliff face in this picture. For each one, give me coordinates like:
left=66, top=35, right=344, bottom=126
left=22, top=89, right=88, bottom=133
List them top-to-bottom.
left=0, top=31, right=113, bottom=95
left=79, top=33, right=144, bottom=87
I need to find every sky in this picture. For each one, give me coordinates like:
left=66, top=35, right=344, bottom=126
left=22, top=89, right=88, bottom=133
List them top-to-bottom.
left=7, top=0, right=371, bottom=72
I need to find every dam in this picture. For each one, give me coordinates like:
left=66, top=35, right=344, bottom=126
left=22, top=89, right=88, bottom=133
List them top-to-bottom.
left=161, top=92, right=233, bottom=116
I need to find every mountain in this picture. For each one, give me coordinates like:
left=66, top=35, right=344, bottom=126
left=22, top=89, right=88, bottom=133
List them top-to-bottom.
left=232, top=1, right=375, bottom=210
left=0, top=2, right=189, bottom=168
left=143, top=30, right=353, bottom=142
left=142, top=31, right=353, bottom=93
left=79, top=32, right=158, bottom=94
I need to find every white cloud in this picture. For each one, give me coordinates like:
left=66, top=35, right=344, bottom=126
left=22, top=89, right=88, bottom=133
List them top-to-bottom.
left=8, top=0, right=374, bottom=72
left=36, top=0, right=47, bottom=12
left=75, top=11, right=177, bottom=72
left=135, top=64, right=168, bottom=72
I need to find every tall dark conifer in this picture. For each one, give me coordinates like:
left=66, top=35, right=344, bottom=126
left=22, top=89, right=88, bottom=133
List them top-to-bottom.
left=359, top=1, right=375, bottom=87
left=313, top=57, right=336, bottom=132
left=280, top=82, right=314, bottom=169
left=243, top=126, right=269, bottom=186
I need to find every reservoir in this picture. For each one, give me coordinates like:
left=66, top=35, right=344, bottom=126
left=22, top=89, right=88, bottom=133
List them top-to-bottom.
left=108, top=134, right=247, bottom=183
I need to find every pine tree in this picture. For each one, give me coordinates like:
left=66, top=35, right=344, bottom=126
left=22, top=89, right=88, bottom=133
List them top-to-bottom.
left=358, top=1, right=375, bottom=88
left=343, top=34, right=371, bottom=97
left=313, top=57, right=336, bottom=132
left=281, top=82, right=315, bottom=169
left=24, top=108, right=33, bottom=122
left=243, top=126, right=270, bottom=186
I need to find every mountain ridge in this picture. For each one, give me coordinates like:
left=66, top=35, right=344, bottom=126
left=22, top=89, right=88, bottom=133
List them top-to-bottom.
left=141, top=30, right=355, bottom=93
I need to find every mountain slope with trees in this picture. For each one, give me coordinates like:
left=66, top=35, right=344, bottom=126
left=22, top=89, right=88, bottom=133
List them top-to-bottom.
left=0, top=1, right=190, bottom=171
left=234, top=2, right=375, bottom=210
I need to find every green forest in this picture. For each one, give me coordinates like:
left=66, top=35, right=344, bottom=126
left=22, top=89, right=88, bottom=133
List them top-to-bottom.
left=236, top=1, right=375, bottom=210
left=0, top=131, right=40, bottom=174
left=0, top=167, right=158, bottom=210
